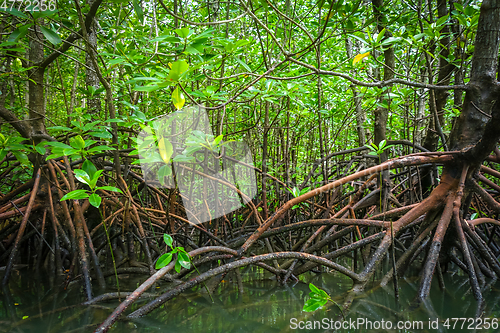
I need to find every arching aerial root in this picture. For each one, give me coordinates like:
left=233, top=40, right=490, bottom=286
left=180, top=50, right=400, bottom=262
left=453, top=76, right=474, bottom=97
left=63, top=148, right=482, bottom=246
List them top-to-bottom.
left=3, top=151, right=498, bottom=332
left=94, top=153, right=474, bottom=332
left=342, top=165, right=498, bottom=317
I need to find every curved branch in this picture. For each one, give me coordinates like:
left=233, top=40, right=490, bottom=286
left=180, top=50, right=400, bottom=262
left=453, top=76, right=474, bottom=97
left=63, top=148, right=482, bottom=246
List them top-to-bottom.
left=288, top=57, right=469, bottom=90
left=0, top=105, right=31, bottom=138
left=240, top=152, right=457, bottom=254
left=469, top=218, right=500, bottom=227
left=94, top=246, right=238, bottom=333
left=127, top=252, right=360, bottom=319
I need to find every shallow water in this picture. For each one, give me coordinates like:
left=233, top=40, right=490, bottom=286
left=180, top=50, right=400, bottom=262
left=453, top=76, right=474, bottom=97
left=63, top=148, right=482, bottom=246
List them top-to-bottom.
left=1, top=264, right=500, bottom=332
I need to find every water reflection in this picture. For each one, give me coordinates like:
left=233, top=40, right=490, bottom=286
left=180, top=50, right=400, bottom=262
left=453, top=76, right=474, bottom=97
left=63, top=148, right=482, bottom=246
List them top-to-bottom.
left=1, top=265, right=499, bottom=332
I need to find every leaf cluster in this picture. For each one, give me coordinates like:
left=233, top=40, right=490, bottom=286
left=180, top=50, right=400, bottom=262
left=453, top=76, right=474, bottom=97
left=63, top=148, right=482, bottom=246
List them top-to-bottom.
left=365, top=139, right=394, bottom=156
left=60, top=160, right=122, bottom=208
left=155, top=234, right=192, bottom=273
left=303, top=283, right=344, bottom=318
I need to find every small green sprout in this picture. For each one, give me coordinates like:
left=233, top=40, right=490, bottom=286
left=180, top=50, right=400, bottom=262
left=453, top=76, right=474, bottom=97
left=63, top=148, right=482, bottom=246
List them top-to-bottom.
left=155, top=234, right=192, bottom=272
left=303, top=283, right=344, bottom=319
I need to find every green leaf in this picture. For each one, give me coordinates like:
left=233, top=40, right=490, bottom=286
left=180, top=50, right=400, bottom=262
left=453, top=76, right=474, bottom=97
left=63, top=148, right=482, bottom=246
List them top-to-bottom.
left=132, top=0, right=144, bottom=24
left=0, top=8, right=28, bottom=19
left=32, top=10, right=57, bottom=20
left=435, top=14, right=449, bottom=27
left=8, top=24, right=32, bottom=43
left=40, top=26, right=62, bottom=45
left=174, top=27, right=191, bottom=39
left=376, top=28, right=386, bottom=43
left=413, top=33, right=426, bottom=41
left=151, top=35, right=181, bottom=42
left=381, top=37, right=402, bottom=46
left=233, top=39, right=250, bottom=49
left=184, top=45, right=202, bottom=55
left=234, top=56, right=251, bottom=71
left=108, top=58, right=126, bottom=66
left=167, top=60, right=189, bottom=82
left=133, top=84, right=162, bottom=92
left=83, top=121, right=101, bottom=132
left=89, top=131, right=113, bottom=139
left=213, top=134, right=223, bottom=145
left=71, top=135, right=86, bottom=150
left=84, top=138, right=97, bottom=148
left=46, top=141, right=73, bottom=150
left=34, top=142, right=46, bottom=155
left=382, top=144, right=394, bottom=152
left=63, top=148, right=80, bottom=156
left=12, top=151, right=30, bottom=166
left=46, top=153, right=64, bottom=161
left=172, top=154, right=195, bottom=162
left=82, top=160, right=97, bottom=179
left=157, top=164, right=172, bottom=185
left=74, top=169, right=91, bottom=186
left=88, top=169, right=104, bottom=189
left=96, top=186, right=123, bottom=193
left=299, top=187, right=310, bottom=196
left=61, top=190, right=90, bottom=201
left=89, top=193, right=102, bottom=208
left=163, top=234, right=173, bottom=247
left=177, top=252, right=191, bottom=269
left=155, top=253, right=173, bottom=269
left=174, top=258, right=182, bottom=273
left=309, top=283, right=322, bottom=294
left=317, top=289, right=329, bottom=298
left=303, top=297, right=328, bottom=312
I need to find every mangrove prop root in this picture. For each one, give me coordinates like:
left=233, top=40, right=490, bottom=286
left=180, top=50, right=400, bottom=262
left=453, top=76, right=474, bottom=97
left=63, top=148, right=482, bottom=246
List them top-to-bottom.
left=2, top=148, right=500, bottom=332
left=2, top=169, right=41, bottom=286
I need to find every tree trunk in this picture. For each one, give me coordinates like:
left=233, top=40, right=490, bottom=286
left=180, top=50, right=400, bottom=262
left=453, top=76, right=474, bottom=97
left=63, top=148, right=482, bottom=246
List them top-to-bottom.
left=85, top=0, right=102, bottom=116
left=372, top=0, right=395, bottom=211
left=449, top=0, right=500, bottom=158
left=28, top=25, right=47, bottom=140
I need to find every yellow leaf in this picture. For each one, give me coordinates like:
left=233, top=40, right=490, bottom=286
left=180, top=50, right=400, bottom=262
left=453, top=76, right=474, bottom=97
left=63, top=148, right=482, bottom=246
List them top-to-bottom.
left=323, top=12, right=334, bottom=20
left=353, top=52, right=370, bottom=65
left=172, top=86, right=185, bottom=110
left=158, top=137, right=173, bottom=164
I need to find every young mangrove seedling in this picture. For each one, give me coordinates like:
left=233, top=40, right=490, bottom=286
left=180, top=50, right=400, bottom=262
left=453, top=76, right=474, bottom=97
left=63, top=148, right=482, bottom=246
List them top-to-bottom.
left=303, top=283, right=344, bottom=319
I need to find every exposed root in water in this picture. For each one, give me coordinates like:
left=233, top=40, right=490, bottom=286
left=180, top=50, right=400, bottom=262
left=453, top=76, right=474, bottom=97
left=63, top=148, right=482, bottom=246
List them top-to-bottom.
left=1, top=147, right=500, bottom=333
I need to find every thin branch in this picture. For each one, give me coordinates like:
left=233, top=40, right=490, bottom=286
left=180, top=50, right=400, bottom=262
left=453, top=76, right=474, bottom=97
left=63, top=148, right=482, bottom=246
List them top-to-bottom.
left=158, top=0, right=246, bottom=26
left=288, top=57, right=469, bottom=90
